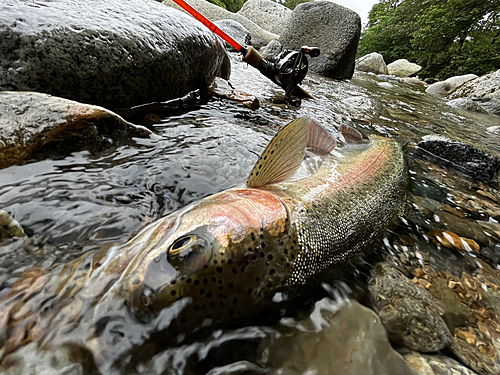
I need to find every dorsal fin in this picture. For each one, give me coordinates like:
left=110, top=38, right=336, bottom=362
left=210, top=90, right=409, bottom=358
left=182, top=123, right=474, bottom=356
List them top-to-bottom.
left=246, top=118, right=336, bottom=187
left=307, top=119, right=337, bottom=156
left=338, top=124, right=363, bottom=143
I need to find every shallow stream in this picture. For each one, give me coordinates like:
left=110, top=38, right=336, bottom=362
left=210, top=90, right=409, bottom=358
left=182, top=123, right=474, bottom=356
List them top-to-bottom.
left=1, top=54, right=500, bottom=374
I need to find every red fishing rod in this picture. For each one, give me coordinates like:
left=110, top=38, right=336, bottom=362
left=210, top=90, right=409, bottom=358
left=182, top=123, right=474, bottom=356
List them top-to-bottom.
left=171, top=0, right=320, bottom=105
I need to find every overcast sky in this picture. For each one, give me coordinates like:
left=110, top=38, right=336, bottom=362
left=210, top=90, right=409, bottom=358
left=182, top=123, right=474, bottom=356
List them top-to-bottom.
left=332, top=0, right=378, bottom=27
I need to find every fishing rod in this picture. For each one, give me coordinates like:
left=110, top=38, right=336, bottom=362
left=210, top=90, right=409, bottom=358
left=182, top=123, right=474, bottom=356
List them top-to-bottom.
left=171, top=0, right=320, bottom=106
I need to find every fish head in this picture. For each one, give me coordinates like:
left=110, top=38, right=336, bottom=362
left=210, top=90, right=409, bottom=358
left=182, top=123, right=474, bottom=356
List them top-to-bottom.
left=98, top=188, right=289, bottom=327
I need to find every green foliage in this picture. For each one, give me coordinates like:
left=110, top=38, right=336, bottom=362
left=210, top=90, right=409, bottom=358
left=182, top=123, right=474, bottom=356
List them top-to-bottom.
left=207, top=0, right=245, bottom=12
left=281, top=0, right=309, bottom=10
left=358, top=0, right=500, bottom=79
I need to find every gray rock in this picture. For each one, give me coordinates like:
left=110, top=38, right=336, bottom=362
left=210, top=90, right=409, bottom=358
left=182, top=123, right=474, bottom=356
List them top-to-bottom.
left=0, top=0, right=229, bottom=109
left=164, top=0, right=278, bottom=48
left=237, top=0, right=292, bottom=35
left=279, top=1, right=361, bottom=79
left=214, top=19, right=259, bottom=52
left=260, top=40, right=286, bottom=64
left=355, top=52, right=389, bottom=75
left=387, top=59, right=422, bottom=78
left=448, top=69, right=500, bottom=116
left=426, top=74, right=477, bottom=96
left=0, top=92, right=152, bottom=169
left=446, top=98, right=488, bottom=114
left=417, top=135, right=500, bottom=183
left=368, top=262, right=454, bottom=352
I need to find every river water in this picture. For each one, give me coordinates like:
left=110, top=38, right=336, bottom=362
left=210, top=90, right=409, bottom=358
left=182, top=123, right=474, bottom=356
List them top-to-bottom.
left=1, top=54, right=499, bottom=374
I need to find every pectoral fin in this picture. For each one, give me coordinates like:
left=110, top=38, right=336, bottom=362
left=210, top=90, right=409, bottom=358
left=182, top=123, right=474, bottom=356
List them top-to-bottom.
left=246, top=118, right=336, bottom=187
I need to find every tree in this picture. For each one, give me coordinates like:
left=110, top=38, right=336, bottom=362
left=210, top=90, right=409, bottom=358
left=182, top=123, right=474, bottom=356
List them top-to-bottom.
left=358, top=0, right=500, bottom=79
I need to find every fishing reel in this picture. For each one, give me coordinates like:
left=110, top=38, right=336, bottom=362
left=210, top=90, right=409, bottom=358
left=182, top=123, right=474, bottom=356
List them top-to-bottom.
left=242, top=46, right=320, bottom=107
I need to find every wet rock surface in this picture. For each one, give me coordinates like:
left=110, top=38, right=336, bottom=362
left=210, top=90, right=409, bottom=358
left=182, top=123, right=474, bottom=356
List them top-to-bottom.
left=0, top=0, right=230, bottom=109
left=164, top=0, right=278, bottom=47
left=237, top=0, right=292, bottom=36
left=279, top=1, right=361, bottom=79
left=449, top=69, right=500, bottom=116
left=426, top=75, right=478, bottom=97
left=0, top=92, right=151, bottom=169
left=446, top=98, right=488, bottom=114
left=417, top=135, right=500, bottom=183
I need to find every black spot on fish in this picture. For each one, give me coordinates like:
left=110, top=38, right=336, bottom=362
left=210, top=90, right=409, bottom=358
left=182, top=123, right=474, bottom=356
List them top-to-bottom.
left=256, top=172, right=259, bottom=176
left=261, top=242, right=266, bottom=248
left=284, top=249, right=288, bottom=255
left=260, top=252, right=265, bottom=257
left=268, top=254, right=273, bottom=260
left=252, top=255, right=257, bottom=261
left=228, top=259, right=232, bottom=265
left=213, top=260, right=217, bottom=265
left=241, top=266, right=246, bottom=272
left=217, top=267, right=223, bottom=273
left=232, top=268, right=237, bottom=274
left=270, top=269, right=276, bottom=275
left=211, top=277, right=216, bottom=283
left=255, top=277, right=260, bottom=282
left=187, top=278, right=192, bottom=283
left=203, top=278, right=208, bottom=285
left=171, top=280, right=177, bottom=285
left=194, top=280, right=200, bottom=286
left=218, top=280, right=222, bottom=285
left=228, top=282, right=234, bottom=288
left=219, top=286, right=223, bottom=291
left=247, top=288, right=253, bottom=295
left=200, top=289, right=205, bottom=295
left=171, top=290, right=176, bottom=296
left=206, top=292, right=213, bottom=298
left=233, top=298, right=238, bottom=305
left=219, top=301, right=224, bottom=307
left=181, top=317, right=187, bottom=324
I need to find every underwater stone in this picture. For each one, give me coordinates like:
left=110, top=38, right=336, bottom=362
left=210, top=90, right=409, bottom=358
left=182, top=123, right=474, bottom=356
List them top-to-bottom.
left=0, top=0, right=230, bottom=109
left=417, top=135, right=500, bottom=184
left=368, top=262, right=454, bottom=352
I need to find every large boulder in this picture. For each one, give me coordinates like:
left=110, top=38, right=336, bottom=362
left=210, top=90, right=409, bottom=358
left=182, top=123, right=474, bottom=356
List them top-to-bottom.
left=0, top=0, right=230, bottom=109
left=164, top=0, right=278, bottom=48
left=237, top=0, right=292, bottom=35
left=279, top=1, right=361, bottom=79
left=355, top=52, right=389, bottom=75
left=387, top=59, right=422, bottom=78
left=448, top=69, right=500, bottom=116
left=426, top=74, right=477, bottom=96
left=0, top=92, right=151, bottom=169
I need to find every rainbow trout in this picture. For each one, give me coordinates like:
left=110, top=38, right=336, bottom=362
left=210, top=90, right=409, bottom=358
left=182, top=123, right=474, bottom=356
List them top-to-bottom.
left=0, top=118, right=407, bottom=369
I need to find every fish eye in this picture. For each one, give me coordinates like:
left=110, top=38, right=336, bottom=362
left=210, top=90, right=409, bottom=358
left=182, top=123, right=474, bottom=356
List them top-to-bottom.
left=167, top=233, right=213, bottom=273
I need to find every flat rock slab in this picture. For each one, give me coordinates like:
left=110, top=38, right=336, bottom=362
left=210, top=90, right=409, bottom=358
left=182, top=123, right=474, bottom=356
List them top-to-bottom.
left=0, top=0, right=230, bottom=109
left=279, top=1, right=361, bottom=79
left=0, top=92, right=152, bottom=169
